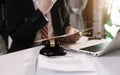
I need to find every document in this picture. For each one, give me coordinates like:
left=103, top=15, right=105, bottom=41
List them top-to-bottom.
left=36, top=52, right=96, bottom=72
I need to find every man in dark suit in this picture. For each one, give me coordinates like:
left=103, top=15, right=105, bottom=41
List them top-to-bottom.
left=6, top=0, right=56, bottom=52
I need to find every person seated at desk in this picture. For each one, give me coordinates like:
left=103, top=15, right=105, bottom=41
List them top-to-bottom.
left=6, top=0, right=57, bottom=52
left=34, top=0, right=81, bottom=46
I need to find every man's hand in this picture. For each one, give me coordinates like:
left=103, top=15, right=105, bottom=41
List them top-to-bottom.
left=38, top=0, right=57, bottom=15
left=59, top=27, right=81, bottom=43
left=66, top=27, right=81, bottom=43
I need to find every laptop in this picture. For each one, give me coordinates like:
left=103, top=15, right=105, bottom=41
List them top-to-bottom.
left=79, top=32, right=120, bottom=56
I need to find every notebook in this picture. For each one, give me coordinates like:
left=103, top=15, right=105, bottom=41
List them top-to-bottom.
left=79, top=32, right=120, bottom=56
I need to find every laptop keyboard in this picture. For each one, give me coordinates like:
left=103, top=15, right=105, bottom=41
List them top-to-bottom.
left=79, top=43, right=105, bottom=52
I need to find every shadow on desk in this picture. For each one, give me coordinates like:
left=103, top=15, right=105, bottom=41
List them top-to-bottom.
left=98, top=49, right=120, bottom=57
left=93, top=50, right=120, bottom=75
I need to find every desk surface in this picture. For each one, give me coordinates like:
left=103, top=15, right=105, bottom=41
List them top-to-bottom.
left=0, top=36, right=120, bottom=75
left=36, top=36, right=120, bottom=75
left=36, top=50, right=120, bottom=75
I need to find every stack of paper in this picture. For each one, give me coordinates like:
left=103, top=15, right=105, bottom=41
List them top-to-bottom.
left=36, top=52, right=96, bottom=72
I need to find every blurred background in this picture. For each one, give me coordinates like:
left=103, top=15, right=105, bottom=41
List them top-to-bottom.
left=69, top=0, right=120, bottom=39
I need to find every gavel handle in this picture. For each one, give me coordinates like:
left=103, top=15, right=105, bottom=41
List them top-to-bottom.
left=49, top=39, right=55, bottom=47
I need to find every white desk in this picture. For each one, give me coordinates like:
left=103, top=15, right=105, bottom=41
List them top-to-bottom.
left=0, top=36, right=120, bottom=75
left=0, top=46, right=42, bottom=75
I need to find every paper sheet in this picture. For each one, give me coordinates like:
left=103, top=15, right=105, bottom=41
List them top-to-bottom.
left=36, top=52, right=96, bottom=72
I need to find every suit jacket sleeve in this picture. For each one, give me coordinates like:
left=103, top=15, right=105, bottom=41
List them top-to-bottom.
left=6, top=0, right=48, bottom=52
left=51, top=0, right=70, bottom=36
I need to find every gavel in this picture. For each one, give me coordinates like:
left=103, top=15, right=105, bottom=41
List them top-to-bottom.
left=40, top=39, right=67, bottom=56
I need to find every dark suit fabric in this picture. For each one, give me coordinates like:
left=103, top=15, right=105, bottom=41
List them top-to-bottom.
left=6, top=0, right=48, bottom=52
left=51, top=0, right=70, bottom=36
